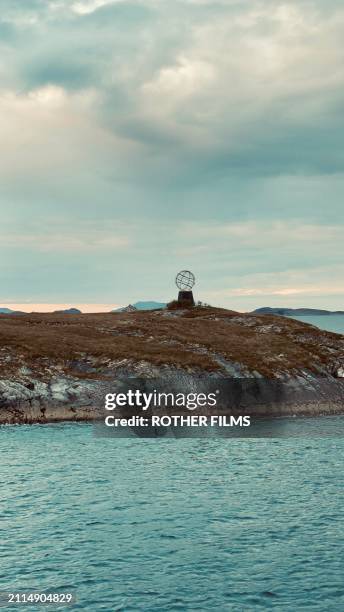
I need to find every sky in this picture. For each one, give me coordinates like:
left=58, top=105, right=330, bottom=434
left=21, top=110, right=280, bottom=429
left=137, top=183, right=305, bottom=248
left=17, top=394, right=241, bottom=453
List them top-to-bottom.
left=1, top=0, right=344, bottom=312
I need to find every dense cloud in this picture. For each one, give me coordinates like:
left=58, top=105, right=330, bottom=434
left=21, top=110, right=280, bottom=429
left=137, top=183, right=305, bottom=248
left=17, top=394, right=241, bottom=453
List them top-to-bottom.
left=1, top=0, right=343, bottom=308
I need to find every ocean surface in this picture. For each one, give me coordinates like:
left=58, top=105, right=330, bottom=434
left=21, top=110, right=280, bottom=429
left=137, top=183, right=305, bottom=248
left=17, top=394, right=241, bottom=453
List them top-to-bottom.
left=0, top=314, right=343, bottom=611
left=288, top=314, right=344, bottom=334
left=1, top=424, right=344, bottom=611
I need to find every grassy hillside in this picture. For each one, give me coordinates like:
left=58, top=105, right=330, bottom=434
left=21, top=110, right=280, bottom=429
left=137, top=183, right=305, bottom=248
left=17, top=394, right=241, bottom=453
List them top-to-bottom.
left=0, top=307, right=343, bottom=379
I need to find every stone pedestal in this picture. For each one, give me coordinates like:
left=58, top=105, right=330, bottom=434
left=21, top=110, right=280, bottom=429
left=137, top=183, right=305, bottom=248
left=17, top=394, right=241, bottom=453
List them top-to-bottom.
left=178, top=290, right=195, bottom=307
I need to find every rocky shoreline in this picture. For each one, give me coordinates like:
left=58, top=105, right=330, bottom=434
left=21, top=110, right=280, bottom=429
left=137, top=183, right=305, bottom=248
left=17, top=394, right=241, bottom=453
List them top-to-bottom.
left=0, top=307, right=343, bottom=424
left=1, top=369, right=344, bottom=425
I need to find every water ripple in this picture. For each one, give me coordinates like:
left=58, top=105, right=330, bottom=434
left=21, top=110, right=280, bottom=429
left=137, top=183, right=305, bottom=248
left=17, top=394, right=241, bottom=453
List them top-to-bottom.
left=0, top=421, right=343, bottom=610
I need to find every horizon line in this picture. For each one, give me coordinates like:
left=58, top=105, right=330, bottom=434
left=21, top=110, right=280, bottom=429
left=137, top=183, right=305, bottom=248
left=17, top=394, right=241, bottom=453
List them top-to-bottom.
left=0, top=303, right=122, bottom=313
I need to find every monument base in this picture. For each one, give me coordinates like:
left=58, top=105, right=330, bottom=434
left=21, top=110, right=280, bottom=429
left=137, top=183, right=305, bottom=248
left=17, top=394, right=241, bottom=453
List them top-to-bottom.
left=178, top=290, right=195, bottom=307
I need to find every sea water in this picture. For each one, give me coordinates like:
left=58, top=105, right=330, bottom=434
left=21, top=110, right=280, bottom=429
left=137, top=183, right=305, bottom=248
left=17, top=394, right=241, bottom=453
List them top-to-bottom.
left=288, top=314, right=344, bottom=335
left=0, top=425, right=343, bottom=610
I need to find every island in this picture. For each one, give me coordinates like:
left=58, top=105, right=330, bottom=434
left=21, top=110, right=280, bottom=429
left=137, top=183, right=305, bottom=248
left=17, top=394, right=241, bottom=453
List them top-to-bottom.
left=0, top=306, right=343, bottom=423
left=253, top=307, right=344, bottom=316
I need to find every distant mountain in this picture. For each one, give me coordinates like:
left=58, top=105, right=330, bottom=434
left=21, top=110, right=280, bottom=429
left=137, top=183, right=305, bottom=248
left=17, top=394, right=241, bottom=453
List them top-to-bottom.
left=113, top=301, right=166, bottom=312
left=253, top=307, right=344, bottom=316
left=0, top=308, right=25, bottom=315
left=54, top=308, right=82, bottom=314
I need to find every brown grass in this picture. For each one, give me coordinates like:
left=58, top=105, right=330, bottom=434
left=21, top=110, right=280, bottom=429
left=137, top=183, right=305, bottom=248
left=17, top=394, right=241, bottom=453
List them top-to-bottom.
left=0, top=308, right=343, bottom=376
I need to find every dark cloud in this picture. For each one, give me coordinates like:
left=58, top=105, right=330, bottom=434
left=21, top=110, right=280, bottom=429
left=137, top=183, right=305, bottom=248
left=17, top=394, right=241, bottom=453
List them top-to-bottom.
left=23, top=58, right=97, bottom=90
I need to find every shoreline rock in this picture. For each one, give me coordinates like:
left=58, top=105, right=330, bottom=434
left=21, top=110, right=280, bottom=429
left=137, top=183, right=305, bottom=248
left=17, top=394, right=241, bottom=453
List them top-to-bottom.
left=1, top=308, right=343, bottom=424
left=1, top=369, right=344, bottom=425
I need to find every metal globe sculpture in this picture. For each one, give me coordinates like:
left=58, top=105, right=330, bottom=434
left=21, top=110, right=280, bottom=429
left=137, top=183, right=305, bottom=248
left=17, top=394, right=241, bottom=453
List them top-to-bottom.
left=175, top=270, right=195, bottom=306
left=175, top=270, right=195, bottom=291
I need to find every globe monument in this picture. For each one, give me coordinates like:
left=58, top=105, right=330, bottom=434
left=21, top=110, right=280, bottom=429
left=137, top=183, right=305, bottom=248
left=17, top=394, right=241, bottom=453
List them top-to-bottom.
left=175, top=270, right=195, bottom=307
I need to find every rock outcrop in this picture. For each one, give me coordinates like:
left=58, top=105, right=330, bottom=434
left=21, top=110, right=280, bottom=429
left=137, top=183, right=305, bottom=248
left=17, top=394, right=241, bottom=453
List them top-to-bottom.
left=0, top=307, right=343, bottom=423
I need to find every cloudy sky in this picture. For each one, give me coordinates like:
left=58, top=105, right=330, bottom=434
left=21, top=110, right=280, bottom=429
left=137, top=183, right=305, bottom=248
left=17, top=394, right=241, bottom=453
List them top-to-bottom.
left=1, top=0, right=344, bottom=312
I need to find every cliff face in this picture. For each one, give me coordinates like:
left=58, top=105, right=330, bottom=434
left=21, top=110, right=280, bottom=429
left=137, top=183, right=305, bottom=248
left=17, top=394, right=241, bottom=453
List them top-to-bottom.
left=0, top=307, right=343, bottom=423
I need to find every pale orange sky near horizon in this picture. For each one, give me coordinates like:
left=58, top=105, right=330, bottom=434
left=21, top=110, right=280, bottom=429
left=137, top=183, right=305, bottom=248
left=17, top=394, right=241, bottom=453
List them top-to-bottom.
left=4, top=304, right=121, bottom=313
